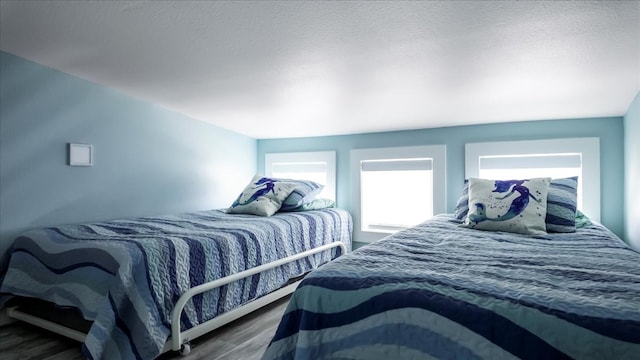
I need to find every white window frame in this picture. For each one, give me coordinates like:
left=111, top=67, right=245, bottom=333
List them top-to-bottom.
left=465, top=137, right=600, bottom=221
left=351, top=145, right=447, bottom=243
left=265, top=151, right=336, bottom=201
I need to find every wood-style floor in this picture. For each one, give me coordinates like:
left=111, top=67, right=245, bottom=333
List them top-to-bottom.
left=0, top=295, right=290, bottom=360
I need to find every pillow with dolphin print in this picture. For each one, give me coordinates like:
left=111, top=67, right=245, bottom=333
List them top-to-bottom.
left=227, top=175, right=297, bottom=216
left=461, top=177, right=551, bottom=235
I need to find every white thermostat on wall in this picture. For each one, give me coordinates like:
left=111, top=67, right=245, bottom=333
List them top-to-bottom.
left=69, top=143, right=93, bottom=166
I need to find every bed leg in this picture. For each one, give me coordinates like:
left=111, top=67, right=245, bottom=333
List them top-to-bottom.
left=179, top=341, right=191, bottom=356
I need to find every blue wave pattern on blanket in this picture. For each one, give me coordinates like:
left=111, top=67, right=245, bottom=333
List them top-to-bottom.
left=0, top=208, right=352, bottom=360
left=263, top=215, right=640, bottom=360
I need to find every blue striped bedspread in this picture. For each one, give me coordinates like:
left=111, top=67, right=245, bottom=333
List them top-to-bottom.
left=0, top=208, right=352, bottom=360
left=263, top=214, right=640, bottom=360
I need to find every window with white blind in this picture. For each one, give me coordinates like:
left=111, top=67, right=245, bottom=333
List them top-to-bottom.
left=465, top=138, right=600, bottom=221
left=351, top=145, right=446, bottom=243
left=265, top=151, right=336, bottom=201
left=478, top=153, right=583, bottom=208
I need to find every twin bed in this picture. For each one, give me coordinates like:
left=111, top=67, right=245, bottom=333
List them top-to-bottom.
left=0, top=207, right=352, bottom=359
left=263, top=214, right=640, bottom=360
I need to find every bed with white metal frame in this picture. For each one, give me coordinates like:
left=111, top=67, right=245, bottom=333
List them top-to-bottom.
left=0, top=209, right=352, bottom=359
left=6, top=241, right=347, bottom=356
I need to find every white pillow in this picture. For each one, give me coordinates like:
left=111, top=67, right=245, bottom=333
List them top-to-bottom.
left=227, top=175, right=297, bottom=217
left=461, top=177, right=551, bottom=235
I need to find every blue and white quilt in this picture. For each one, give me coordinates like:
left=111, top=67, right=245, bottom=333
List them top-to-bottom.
left=0, top=208, right=352, bottom=360
left=263, top=214, right=640, bottom=360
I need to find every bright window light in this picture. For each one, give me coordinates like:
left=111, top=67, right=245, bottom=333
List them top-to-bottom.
left=351, top=145, right=446, bottom=243
left=265, top=151, right=336, bottom=201
left=478, top=153, right=583, bottom=210
left=361, top=158, right=433, bottom=232
left=270, top=162, right=331, bottom=199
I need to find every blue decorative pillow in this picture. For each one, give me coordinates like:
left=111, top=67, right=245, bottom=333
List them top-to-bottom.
left=227, top=175, right=297, bottom=216
left=545, top=176, right=578, bottom=233
left=454, top=177, right=579, bottom=232
left=461, top=177, right=551, bottom=235
left=278, top=179, right=324, bottom=212
left=453, top=180, right=469, bottom=220
left=287, top=198, right=335, bottom=212
left=575, top=209, right=592, bottom=228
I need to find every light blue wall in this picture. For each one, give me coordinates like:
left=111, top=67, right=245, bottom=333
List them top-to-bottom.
left=1, top=50, right=630, bottom=256
left=0, top=52, right=257, bottom=258
left=624, top=91, right=640, bottom=250
left=258, top=117, right=625, bottom=240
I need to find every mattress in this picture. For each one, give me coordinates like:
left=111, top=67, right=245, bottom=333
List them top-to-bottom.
left=0, top=208, right=352, bottom=360
left=263, top=214, right=640, bottom=360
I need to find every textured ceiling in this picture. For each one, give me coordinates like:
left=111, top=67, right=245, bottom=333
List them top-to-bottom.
left=1, top=1, right=639, bottom=139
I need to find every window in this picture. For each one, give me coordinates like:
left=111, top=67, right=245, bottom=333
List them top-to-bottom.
left=465, top=138, right=600, bottom=221
left=351, top=145, right=446, bottom=243
left=265, top=151, right=336, bottom=201
left=478, top=153, right=583, bottom=209
left=361, top=158, right=434, bottom=231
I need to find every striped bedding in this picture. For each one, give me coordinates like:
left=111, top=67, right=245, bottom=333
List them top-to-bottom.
left=0, top=208, right=352, bottom=360
left=263, top=214, right=640, bottom=360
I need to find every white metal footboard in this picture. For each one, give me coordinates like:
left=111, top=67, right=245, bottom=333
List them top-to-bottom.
left=168, top=240, right=347, bottom=354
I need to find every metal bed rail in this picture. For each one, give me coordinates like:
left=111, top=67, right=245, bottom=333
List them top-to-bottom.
left=168, top=240, right=347, bottom=354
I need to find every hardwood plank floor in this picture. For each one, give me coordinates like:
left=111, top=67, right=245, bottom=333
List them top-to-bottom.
left=0, top=295, right=290, bottom=360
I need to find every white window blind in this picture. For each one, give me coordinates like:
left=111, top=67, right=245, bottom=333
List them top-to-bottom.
left=265, top=151, right=336, bottom=201
left=479, top=154, right=581, bottom=170
left=361, top=158, right=433, bottom=171
left=271, top=162, right=327, bottom=174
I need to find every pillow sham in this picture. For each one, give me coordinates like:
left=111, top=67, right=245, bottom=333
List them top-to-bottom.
left=227, top=175, right=297, bottom=217
left=454, top=176, right=579, bottom=232
left=545, top=176, right=579, bottom=232
left=461, top=177, right=551, bottom=235
left=278, top=179, right=324, bottom=211
left=453, top=180, right=469, bottom=220
left=286, top=198, right=335, bottom=212
left=575, top=209, right=592, bottom=228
